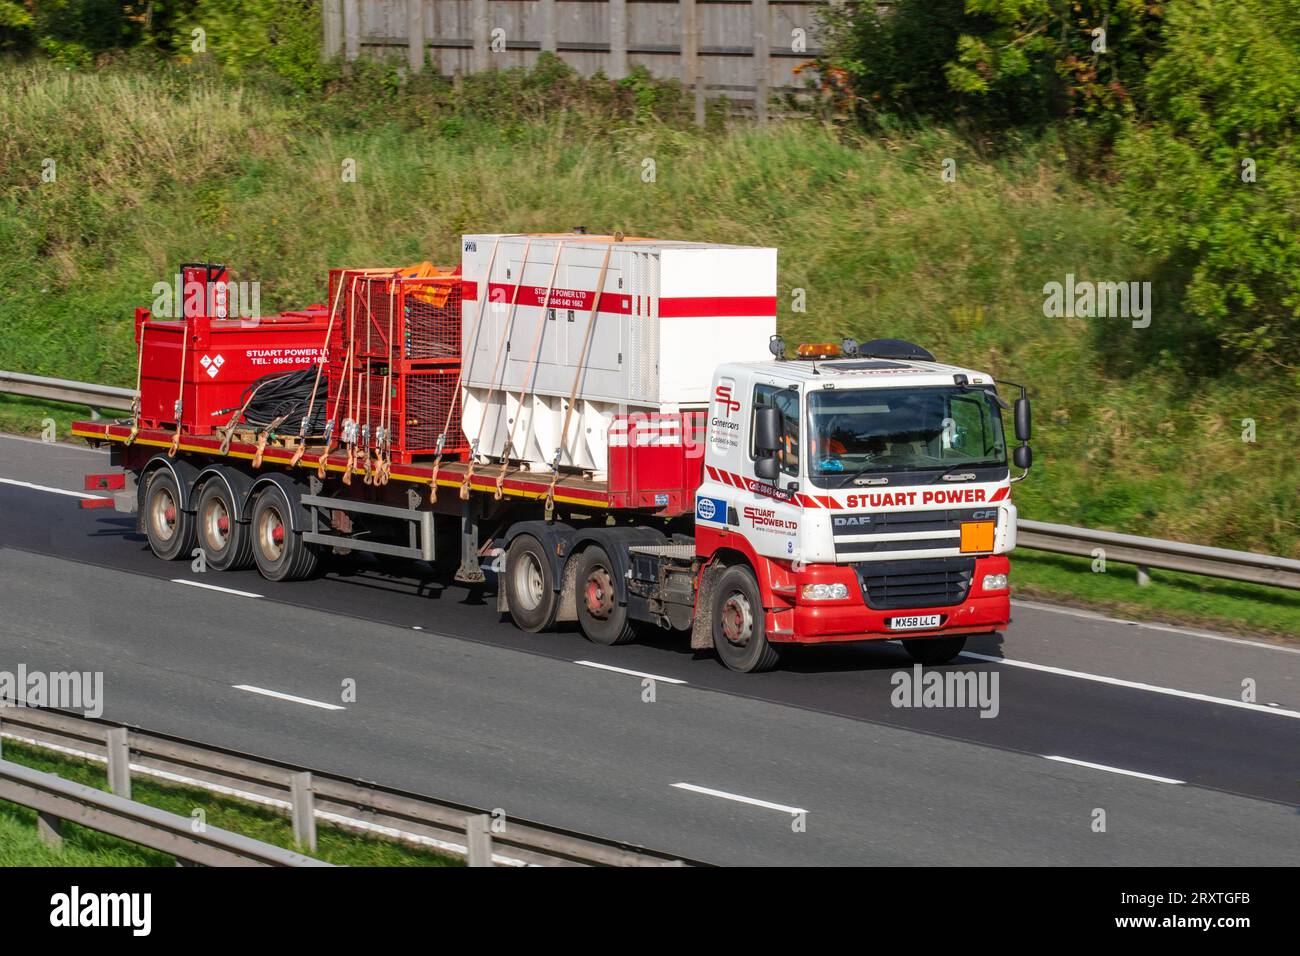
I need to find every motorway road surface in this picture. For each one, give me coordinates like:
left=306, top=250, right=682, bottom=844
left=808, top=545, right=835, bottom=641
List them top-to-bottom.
left=1, top=433, right=1297, bottom=865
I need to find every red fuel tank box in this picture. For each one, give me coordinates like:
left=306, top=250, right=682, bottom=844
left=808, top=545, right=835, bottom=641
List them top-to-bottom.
left=136, top=266, right=331, bottom=435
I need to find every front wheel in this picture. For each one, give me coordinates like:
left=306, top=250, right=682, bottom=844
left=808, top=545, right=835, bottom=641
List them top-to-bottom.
left=711, top=565, right=781, bottom=673
left=902, top=634, right=967, bottom=665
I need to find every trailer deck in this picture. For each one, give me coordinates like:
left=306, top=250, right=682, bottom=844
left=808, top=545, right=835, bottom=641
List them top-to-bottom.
left=71, top=420, right=617, bottom=510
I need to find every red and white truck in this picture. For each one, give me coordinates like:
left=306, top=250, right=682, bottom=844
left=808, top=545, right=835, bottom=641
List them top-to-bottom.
left=74, top=233, right=1032, bottom=672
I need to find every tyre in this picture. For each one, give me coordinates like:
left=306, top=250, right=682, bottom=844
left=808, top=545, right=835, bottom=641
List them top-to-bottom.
left=143, top=469, right=196, bottom=561
left=195, top=478, right=253, bottom=572
left=250, top=485, right=319, bottom=582
left=505, top=535, right=558, bottom=633
left=575, top=546, right=636, bottom=646
left=711, top=564, right=781, bottom=673
left=902, top=634, right=967, bottom=665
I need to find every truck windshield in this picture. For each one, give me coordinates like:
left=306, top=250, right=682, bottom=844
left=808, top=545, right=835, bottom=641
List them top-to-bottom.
left=806, top=386, right=1007, bottom=485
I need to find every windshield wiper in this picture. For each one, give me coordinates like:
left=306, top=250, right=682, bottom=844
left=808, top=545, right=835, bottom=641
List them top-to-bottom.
left=930, top=462, right=1004, bottom=482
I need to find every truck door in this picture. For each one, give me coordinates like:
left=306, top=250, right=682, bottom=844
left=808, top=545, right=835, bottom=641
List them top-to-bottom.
left=703, top=374, right=804, bottom=562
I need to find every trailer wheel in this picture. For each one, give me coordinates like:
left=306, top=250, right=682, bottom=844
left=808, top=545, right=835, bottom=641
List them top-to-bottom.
left=143, top=469, right=195, bottom=561
left=195, top=479, right=253, bottom=572
left=250, top=485, right=318, bottom=582
left=505, top=535, right=558, bottom=633
left=575, top=546, right=637, bottom=646
left=711, top=565, right=781, bottom=673
left=902, top=635, right=967, bottom=665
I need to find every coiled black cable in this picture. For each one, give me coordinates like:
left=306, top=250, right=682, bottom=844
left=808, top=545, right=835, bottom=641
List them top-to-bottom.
left=228, top=368, right=328, bottom=436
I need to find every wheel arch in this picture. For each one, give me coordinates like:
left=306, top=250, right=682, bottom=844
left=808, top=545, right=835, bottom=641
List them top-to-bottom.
left=138, top=454, right=201, bottom=513
left=194, top=464, right=255, bottom=523
left=247, top=472, right=311, bottom=532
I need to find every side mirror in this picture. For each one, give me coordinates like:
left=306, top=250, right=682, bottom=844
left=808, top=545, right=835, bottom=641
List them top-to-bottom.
left=1014, top=397, right=1032, bottom=442
left=754, top=406, right=781, bottom=453
left=1013, top=444, right=1032, bottom=470
left=755, top=456, right=779, bottom=482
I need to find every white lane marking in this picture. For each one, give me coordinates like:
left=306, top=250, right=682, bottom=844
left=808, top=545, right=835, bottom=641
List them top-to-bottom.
left=0, top=432, right=108, bottom=452
left=0, top=477, right=106, bottom=500
left=172, top=578, right=262, bottom=599
left=1011, top=598, right=1300, bottom=655
left=961, top=651, right=1300, bottom=719
left=575, top=661, right=687, bottom=685
left=232, top=684, right=345, bottom=711
left=1043, top=755, right=1184, bottom=785
left=672, top=782, right=805, bottom=815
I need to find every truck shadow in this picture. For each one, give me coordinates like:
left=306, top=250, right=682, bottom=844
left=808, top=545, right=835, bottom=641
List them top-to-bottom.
left=771, top=631, right=1008, bottom=674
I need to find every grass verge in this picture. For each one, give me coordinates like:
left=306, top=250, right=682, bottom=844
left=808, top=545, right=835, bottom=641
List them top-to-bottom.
left=1012, top=551, right=1299, bottom=642
left=0, top=737, right=461, bottom=867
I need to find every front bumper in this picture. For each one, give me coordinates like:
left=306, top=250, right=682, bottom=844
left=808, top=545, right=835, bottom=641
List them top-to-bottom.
left=768, top=554, right=1011, bottom=644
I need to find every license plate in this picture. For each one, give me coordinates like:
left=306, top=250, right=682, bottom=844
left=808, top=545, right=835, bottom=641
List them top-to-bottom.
left=889, top=614, right=941, bottom=631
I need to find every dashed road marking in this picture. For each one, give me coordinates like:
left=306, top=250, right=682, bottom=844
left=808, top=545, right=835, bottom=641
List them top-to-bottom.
left=1043, top=755, right=1184, bottom=785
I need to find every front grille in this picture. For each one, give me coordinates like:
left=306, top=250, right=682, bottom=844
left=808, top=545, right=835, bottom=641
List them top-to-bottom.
left=832, top=507, right=991, bottom=536
left=855, top=557, right=975, bottom=610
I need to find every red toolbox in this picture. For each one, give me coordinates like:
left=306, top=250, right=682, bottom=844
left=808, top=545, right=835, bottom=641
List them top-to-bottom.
left=136, top=264, right=331, bottom=436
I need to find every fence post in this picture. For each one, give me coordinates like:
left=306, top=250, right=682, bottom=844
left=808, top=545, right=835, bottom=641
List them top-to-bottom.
left=323, top=0, right=343, bottom=60
left=343, top=0, right=361, bottom=62
left=407, top=0, right=425, bottom=73
left=472, top=0, right=490, bottom=71
left=539, top=0, right=557, bottom=54
left=609, top=0, right=628, bottom=79
left=682, top=0, right=704, bottom=126
left=752, top=0, right=769, bottom=124
left=106, top=727, right=131, bottom=799
left=291, top=771, right=318, bottom=853
left=37, top=812, right=63, bottom=848
left=466, top=813, right=493, bottom=866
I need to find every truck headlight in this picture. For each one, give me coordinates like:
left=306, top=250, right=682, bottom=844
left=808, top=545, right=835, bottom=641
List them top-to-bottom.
left=982, top=574, right=1008, bottom=592
left=801, top=583, right=849, bottom=601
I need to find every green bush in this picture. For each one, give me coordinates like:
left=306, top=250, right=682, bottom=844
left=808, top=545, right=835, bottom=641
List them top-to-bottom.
left=176, top=0, right=325, bottom=91
left=815, top=0, right=1163, bottom=130
left=1115, top=0, right=1300, bottom=365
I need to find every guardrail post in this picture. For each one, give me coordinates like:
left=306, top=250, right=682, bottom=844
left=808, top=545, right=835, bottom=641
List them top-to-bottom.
left=1136, top=565, right=1151, bottom=587
left=106, top=727, right=131, bottom=799
left=291, top=772, right=318, bottom=852
left=37, top=811, right=63, bottom=848
left=465, top=813, right=493, bottom=866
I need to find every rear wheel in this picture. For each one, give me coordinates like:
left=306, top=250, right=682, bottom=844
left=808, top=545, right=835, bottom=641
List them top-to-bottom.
left=143, top=469, right=195, bottom=561
left=195, top=479, right=253, bottom=571
left=250, top=485, right=318, bottom=582
left=505, top=535, right=557, bottom=633
left=575, top=546, right=636, bottom=646
left=711, top=565, right=781, bottom=673
left=902, top=634, right=967, bottom=665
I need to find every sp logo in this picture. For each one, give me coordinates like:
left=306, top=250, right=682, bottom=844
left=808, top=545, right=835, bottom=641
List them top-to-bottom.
left=714, top=384, right=741, bottom=417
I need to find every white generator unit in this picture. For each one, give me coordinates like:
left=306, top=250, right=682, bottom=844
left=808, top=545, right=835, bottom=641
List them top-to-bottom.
left=459, top=233, right=777, bottom=476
